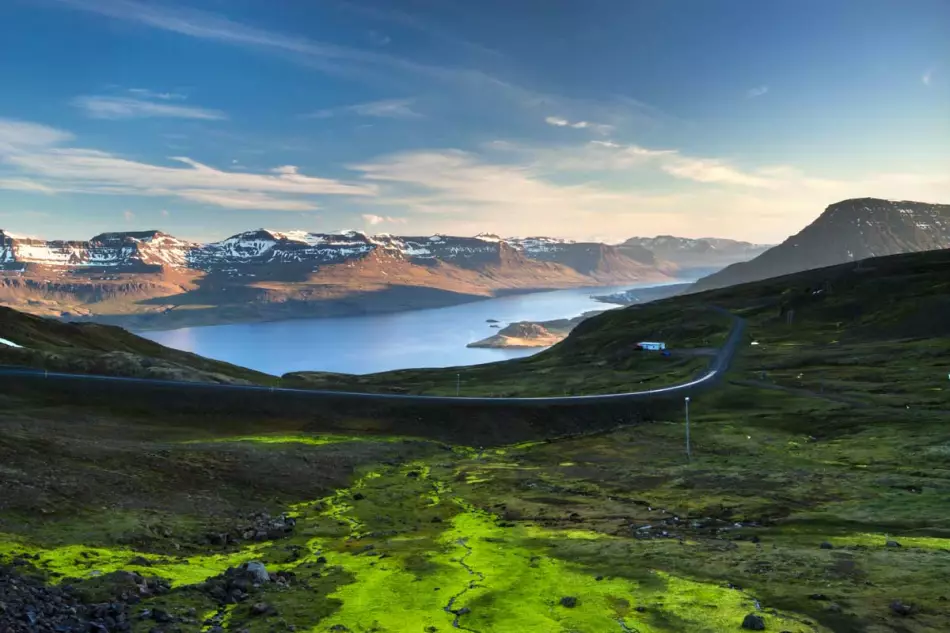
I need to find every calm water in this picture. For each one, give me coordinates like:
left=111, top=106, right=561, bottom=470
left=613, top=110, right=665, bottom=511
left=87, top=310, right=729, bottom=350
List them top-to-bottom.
left=142, top=283, right=677, bottom=376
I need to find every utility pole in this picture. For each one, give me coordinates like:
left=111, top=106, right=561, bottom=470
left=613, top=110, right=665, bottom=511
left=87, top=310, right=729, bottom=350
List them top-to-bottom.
left=456, top=373, right=460, bottom=397
left=685, top=396, right=691, bottom=462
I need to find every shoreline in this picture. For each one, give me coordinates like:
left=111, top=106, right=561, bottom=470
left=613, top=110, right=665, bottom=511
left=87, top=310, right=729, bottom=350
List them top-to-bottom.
left=100, top=282, right=652, bottom=333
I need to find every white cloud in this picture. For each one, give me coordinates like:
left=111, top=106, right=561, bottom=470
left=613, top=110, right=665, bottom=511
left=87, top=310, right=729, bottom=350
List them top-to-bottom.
left=50, top=0, right=452, bottom=79
left=922, top=68, right=933, bottom=86
left=746, top=85, right=769, bottom=98
left=127, top=88, right=186, bottom=101
left=74, top=96, right=226, bottom=120
left=307, top=98, right=421, bottom=119
left=544, top=116, right=613, bottom=134
left=0, top=117, right=375, bottom=211
left=0, top=120, right=74, bottom=150
left=348, top=143, right=950, bottom=242
left=0, top=178, right=56, bottom=194
left=176, top=189, right=319, bottom=211
left=161, top=209, right=170, bottom=217
left=123, top=210, right=135, bottom=221
left=361, top=213, right=405, bottom=225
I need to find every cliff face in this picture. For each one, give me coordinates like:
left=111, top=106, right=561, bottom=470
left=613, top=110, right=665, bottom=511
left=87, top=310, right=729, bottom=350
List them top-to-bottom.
left=691, top=198, right=950, bottom=292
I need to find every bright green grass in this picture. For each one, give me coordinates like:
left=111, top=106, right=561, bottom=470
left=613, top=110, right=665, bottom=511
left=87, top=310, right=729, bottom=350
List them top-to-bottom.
left=181, top=433, right=403, bottom=447
left=0, top=457, right=825, bottom=632
left=0, top=536, right=269, bottom=587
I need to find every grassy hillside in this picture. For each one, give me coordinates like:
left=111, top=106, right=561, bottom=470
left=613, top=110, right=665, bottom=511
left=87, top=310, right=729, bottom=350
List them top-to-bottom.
left=0, top=306, right=276, bottom=384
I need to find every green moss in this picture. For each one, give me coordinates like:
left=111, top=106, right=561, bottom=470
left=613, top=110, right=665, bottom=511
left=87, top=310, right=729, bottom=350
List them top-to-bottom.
left=182, top=433, right=411, bottom=447
left=0, top=535, right=268, bottom=587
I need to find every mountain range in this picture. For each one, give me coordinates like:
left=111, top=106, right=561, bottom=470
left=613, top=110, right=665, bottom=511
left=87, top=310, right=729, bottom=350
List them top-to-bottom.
left=692, top=198, right=950, bottom=292
left=0, top=228, right=691, bottom=329
left=619, top=235, right=770, bottom=271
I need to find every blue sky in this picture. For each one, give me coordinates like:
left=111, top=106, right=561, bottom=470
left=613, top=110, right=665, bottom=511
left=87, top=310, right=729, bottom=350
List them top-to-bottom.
left=0, top=0, right=947, bottom=243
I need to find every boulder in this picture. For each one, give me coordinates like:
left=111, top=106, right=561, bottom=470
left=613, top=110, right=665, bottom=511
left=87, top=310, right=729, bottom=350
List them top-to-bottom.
left=241, top=561, right=270, bottom=584
left=741, top=613, right=766, bottom=630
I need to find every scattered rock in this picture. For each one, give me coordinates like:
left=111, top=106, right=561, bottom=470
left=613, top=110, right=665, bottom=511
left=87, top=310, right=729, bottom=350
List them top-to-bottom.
left=407, top=471, right=421, bottom=478
left=352, top=493, right=365, bottom=501
left=886, top=540, right=902, bottom=548
left=819, top=542, right=834, bottom=550
left=242, top=561, right=270, bottom=584
left=0, top=565, right=133, bottom=633
left=808, top=593, right=829, bottom=601
left=560, top=597, right=578, bottom=608
left=890, top=600, right=914, bottom=616
left=250, top=602, right=275, bottom=616
left=635, top=606, right=646, bottom=613
left=452, top=607, right=471, bottom=616
left=151, top=608, right=173, bottom=623
left=741, top=613, right=766, bottom=630
left=328, top=626, right=350, bottom=632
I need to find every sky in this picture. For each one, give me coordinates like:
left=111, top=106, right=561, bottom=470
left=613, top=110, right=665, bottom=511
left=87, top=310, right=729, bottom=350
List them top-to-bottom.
left=0, top=0, right=947, bottom=244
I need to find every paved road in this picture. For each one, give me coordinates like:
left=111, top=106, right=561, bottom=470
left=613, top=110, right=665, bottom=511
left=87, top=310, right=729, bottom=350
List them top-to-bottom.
left=0, top=308, right=745, bottom=407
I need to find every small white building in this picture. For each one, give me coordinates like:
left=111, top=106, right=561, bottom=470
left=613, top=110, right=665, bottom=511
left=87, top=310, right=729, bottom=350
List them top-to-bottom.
left=637, top=341, right=666, bottom=351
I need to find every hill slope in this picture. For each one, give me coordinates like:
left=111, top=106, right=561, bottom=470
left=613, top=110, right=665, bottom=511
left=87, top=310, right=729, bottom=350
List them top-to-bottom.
left=691, top=198, right=950, bottom=292
left=0, top=306, right=274, bottom=384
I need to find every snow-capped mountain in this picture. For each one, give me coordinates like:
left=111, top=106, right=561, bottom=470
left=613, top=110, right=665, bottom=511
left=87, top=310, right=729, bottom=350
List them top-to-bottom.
left=691, top=198, right=950, bottom=292
left=0, top=228, right=663, bottom=280
left=0, top=230, right=196, bottom=270
left=619, top=235, right=770, bottom=269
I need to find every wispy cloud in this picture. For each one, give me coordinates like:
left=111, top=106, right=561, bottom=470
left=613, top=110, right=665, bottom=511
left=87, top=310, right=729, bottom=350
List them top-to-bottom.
left=47, top=0, right=666, bottom=140
left=49, top=0, right=454, bottom=79
left=334, top=0, right=502, bottom=59
left=922, top=68, right=934, bottom=86
left=746, top=85, right=769, bottom=98
left=127, top=88, right=186, bottom=101
left=73, top=95, right=226, bottom=120
left=307, top=98, right=422, bottom=120
left=544, top=116, right=613, bottom=135
left=0, top=118, right=374, bottom=211
left=494, top=138, right=770, bottom=187
left=348, top=141, right=950, bottom=241
left=0, top=178, right=57, bottom=194
left=123, top=210, right=135, bottom=221
left=361, top=213, right=405, bottom=225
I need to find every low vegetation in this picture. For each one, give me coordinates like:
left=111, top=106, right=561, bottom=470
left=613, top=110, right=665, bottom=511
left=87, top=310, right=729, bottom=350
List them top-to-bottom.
left=2, top=248, right=950, bottom=631
left=0, top=306, right=276, bottom=384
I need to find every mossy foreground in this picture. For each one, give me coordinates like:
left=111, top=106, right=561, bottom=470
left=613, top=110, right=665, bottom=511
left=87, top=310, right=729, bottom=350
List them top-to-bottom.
left=4, top=382, right=950, bottom=631
left=0, top=449, right=818, bottom=633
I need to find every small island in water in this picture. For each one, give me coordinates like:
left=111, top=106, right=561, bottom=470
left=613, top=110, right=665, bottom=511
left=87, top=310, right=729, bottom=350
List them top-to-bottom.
left=467, top=311, right=603, bottom=349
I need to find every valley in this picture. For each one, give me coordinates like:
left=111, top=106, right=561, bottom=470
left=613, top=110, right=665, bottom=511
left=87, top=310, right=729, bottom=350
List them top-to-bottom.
left=3, top=244, right=950, bottom=631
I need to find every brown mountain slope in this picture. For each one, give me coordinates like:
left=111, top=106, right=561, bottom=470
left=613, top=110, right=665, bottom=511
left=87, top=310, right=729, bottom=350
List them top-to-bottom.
left=691, top=198, right=950, bottom=293
left=0, top=230, right=672, bottom=328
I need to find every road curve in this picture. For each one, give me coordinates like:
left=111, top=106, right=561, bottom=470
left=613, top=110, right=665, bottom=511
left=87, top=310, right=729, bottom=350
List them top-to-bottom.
left=0, top=309, right=744, bottom=407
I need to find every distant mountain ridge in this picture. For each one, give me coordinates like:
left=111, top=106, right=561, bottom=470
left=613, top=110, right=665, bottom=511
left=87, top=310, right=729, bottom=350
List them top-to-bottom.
left=691, top=198, right=950, bottom=292
left=0, top=228, right=681, bottom=328
left=0, top=228, right=663, bottom=281
left=619, top=236, right=771, bottom=270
